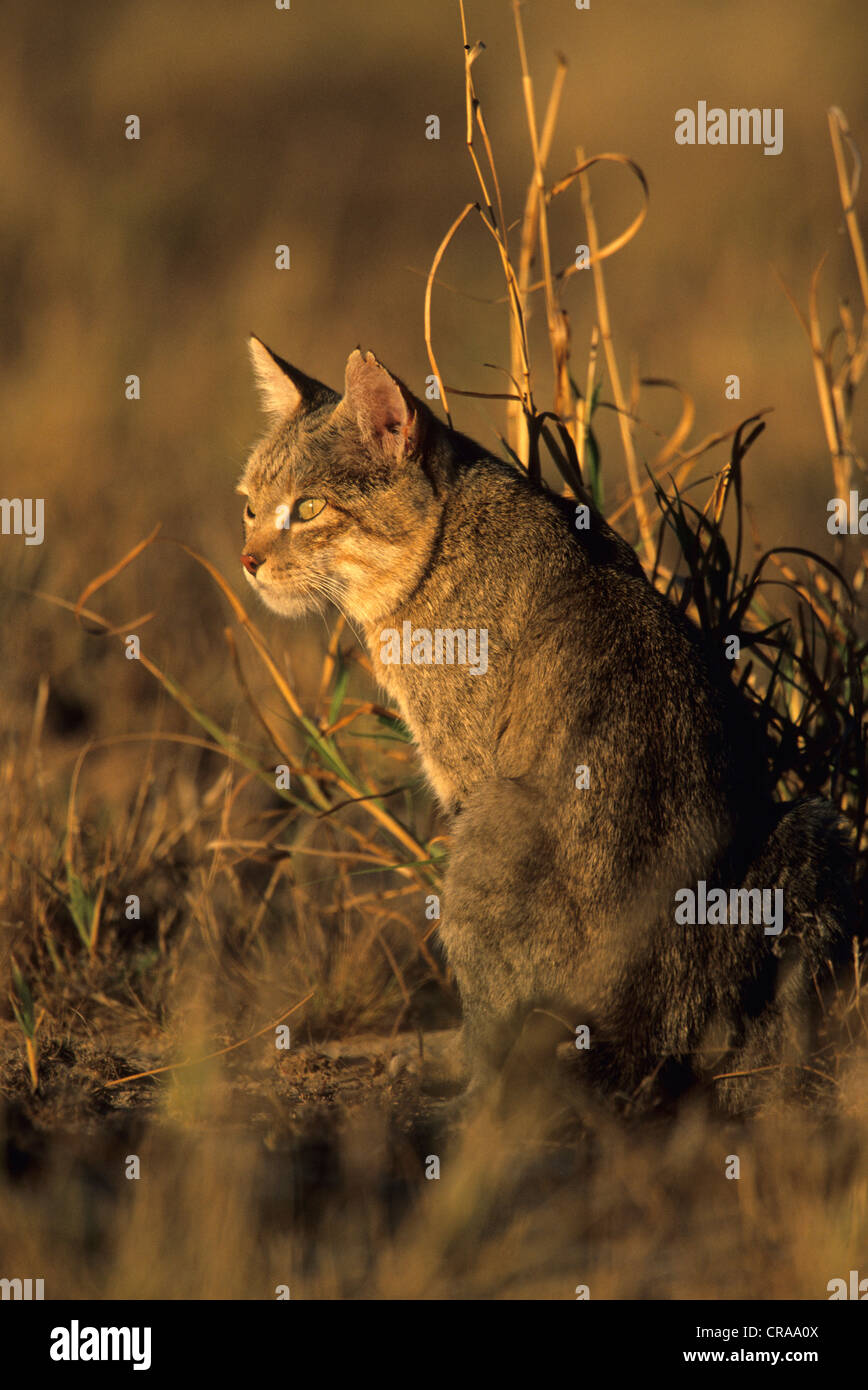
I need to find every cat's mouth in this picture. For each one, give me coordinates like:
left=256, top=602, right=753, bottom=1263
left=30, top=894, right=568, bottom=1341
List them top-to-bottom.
left=243, top=565, right=328, bottom=619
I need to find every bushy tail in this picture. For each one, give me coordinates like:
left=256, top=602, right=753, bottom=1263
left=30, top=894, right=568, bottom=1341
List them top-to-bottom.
left=746, top=796, right=855, bottom=967
left=716, top=797, right=856, bottom=1111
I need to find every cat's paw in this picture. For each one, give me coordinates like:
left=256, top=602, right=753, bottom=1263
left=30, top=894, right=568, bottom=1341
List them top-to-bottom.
left=416, top=1027, right=467, bottom=1097
left=435, top=1079, right=499, bottom=1127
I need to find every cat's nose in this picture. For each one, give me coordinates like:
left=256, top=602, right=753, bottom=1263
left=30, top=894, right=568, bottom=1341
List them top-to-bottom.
left=241, top=551, right=262, bottom=576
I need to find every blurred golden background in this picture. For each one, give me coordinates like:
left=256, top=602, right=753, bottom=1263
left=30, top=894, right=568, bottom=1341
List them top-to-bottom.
left=0, top=0, right=867, bottom=1302
left=1, top=0, right=866, bottom=743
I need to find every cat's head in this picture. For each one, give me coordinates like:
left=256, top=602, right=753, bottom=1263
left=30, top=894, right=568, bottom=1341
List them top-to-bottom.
left=238, top=338, right=447, bottom=626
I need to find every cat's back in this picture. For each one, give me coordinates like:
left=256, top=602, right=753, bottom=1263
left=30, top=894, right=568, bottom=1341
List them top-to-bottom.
left=441, top=448, right=644, bottom=586
left=445, top=453, right=723, bottom=714
left=447, top=455, right=764, bottom=824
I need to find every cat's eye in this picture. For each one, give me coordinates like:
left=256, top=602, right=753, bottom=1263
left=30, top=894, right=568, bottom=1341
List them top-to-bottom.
left=295, top=497, right=327, bottom=522
left=244, top=502, right=255, bottom=521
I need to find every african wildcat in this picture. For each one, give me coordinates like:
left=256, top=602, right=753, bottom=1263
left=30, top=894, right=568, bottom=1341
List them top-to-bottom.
left=239, top=336, right=855, bottom=1112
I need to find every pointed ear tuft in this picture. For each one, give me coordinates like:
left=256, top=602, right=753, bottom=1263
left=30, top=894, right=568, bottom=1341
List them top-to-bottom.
left=248, top=336, right=303, bottom=419
left=248, top=337, right=336, bottom=421
left=343, top=350, right=419, bottom=455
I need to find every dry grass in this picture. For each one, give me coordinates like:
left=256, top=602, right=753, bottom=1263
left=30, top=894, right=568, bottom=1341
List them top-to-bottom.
left=0, top=1, right=866, bottom=1300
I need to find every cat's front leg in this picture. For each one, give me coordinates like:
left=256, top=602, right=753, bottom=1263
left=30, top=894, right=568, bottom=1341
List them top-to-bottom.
left=436, top=778, right=550, bottom=1093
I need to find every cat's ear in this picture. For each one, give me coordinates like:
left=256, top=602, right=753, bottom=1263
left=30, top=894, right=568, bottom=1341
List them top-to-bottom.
left=248, top=336, right=334, bottom=421
left=342, top=350, right=422, bottom=458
